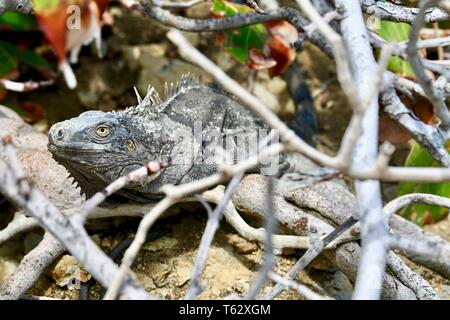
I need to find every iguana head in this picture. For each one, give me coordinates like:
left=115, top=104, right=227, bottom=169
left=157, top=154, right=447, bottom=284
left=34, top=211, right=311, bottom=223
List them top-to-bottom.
left=48, top=109, right=167, bottom=197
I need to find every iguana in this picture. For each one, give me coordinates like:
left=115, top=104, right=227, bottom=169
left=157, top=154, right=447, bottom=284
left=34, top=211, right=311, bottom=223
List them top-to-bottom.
left=48, top=74, right=292, bottom=204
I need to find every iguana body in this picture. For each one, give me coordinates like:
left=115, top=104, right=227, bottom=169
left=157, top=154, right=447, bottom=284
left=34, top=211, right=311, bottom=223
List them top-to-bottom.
left=48, top=75, right=284, bottom=203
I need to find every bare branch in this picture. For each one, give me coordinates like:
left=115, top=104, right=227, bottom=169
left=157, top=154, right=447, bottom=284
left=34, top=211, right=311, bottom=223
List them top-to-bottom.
left=139, top=0, right=334, bottom=55
left=334, top=0, right=388, bottom=300
left=406, top=0, right=450, bottom=130
left=0, top=79, right=54, bottom=92
left=0, top=140, right=151, bottom=300
left=184, top=173, right=244, bottom=299
left=244, top=177, right=276, bottom=299
left=384, top=193, right=450, bottom=215
left=0, top=214, right=39, bottom=246
left=389, top=215, right=450, bottom=279
left=266, top=217, right=358, bottom=299
left=265, top=224, right=322, bottom=299
left=0, top=233, right=64, bottom=300
left=386, top=252, right=439, bottom=300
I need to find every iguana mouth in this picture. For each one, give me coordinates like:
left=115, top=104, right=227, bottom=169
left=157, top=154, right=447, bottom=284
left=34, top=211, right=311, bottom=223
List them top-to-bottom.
left=48, top=143, right=110, bottom=162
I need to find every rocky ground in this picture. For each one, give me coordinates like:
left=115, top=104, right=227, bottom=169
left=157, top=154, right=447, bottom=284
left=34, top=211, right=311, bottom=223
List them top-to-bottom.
left=0, top=5, right=449, bottom=300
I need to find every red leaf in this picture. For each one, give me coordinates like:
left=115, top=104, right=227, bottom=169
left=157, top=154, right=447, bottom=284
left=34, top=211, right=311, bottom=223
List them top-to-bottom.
left=35, top=0, right=105, bottom=88
left=35, top=0, right=104, bottom=61
left=93, top=0, right=109, bottom=14
left=35, top=2, right=69, bottom=62
left=264, top=21, right=297, bottom=77
left=265, top=21, right=299, bottom=45
left=266, top=34, right=296, bottom=77
left=247, top=48, right=277, bottom=70
left=18, top=101, right=45, bottom=123
left=379, top=114, right=411, bottom=144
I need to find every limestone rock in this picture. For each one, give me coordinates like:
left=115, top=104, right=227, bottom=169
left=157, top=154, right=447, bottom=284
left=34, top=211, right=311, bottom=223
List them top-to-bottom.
left=51, top=255, right=91, bottom=289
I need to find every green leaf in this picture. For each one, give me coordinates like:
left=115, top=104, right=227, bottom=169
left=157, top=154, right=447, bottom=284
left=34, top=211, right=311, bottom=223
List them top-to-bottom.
left=212, top=0, right=268, bottom=62
left=0, top=12, right=37, bottom=31
left=378, top=20, right=411, bottom=42
left=376, top=21, right=415, bottom=77
left=0, top=40, right=19, bottom=77
left=0, top=40, right=51, bottom=77
left=17, top=49, right=52, bottom=71
left=385, top=56, right=415, bottom=77
left=397, top=141, right=450, bottom=225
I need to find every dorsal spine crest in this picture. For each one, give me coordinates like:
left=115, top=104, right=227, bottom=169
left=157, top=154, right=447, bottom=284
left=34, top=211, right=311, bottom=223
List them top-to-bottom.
left=124, top=73, right=200, bottom=119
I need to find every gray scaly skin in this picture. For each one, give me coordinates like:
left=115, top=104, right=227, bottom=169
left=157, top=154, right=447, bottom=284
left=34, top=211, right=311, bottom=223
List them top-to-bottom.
left=0, top=0, right=32, bottom=15
left=48, top=75, right=286, bottom=204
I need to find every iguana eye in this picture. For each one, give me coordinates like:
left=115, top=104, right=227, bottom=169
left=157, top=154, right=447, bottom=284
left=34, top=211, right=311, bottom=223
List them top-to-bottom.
left=95, top=125, right=111, bottom=137
left=127, top=139, right=136, bottom=151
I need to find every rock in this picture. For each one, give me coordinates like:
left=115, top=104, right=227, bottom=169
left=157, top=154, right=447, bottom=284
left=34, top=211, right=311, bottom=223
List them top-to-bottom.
left=186, top=2, right=213, bottom=19
left=109, top=8, right=167, bottom=46
left=180, top=31, right=201, bottom=47
left=122, top=42, right=213, bottom=96
left=122, top=43, right=169, bottom=70
left=214, top=51, right=238, bottom=73
left=136, top=57, right=212, bottom=95
left=75, top=58, right=136, bottom=111
left=254, top=71, right=295, bottom=118
left=253, top=83, right=279, bottom=111
left=0, top=105, right=21, bottom=121
left=0, top=106, right=83, bottom=210
left=0, top=234, right=24, bottom=282
left=91, top=234, right=101, bottom=246
left=228, top=234, right=258, bottom=254
left=100, top=236, right=115, bottom=251
left=142, top=237, right=179, bottom=252
left=51, top=255, right=91, bottom=289
left=309, top=255, right=336, bottom=272
left=0, top=257, right=18, bottom=282
left=174, top=260, right=192, bottom=287
left=151, top=263, right=172, bottom=288
left=137, top=273, right=156, bottom=291
left=232, top=279, right=250, bottom=294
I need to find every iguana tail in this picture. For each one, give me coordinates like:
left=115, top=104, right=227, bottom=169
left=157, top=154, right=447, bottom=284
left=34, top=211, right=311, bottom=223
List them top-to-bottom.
left=283, top=63, right=318, bottom=147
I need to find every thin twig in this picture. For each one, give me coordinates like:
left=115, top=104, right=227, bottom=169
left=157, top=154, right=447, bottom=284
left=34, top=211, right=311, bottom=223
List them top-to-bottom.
left=0, top=79, right=54, bottom=92
left=184, top=172, right=244, bottom=299
left=244, top=177, right=276, bottom=299
left=267, top=271, right=327, bottom=300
